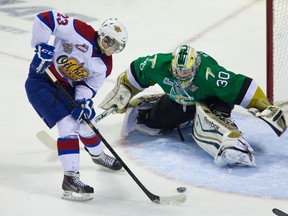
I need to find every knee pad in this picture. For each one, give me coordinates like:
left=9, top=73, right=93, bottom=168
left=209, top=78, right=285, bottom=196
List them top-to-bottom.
left=57, top=115, right=79, bottom=138
left=79, top=118, right=97, bottom=138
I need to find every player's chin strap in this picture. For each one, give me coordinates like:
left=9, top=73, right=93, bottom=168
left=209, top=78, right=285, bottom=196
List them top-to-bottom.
left=248, top=105, right=287, bottom=136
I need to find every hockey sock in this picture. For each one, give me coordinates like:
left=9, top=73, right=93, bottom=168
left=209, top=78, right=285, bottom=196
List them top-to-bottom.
left=80, top=135, right=103, bottom=156
left=57, top=138, right=80, bottom=172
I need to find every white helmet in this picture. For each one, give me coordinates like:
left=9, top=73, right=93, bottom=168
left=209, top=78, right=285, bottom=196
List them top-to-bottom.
left=98, top=18, right=128, bottom=54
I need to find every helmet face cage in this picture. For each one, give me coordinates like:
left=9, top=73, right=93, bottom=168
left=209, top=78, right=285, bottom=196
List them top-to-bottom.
left=98, top=18, right=128, bottom=54
left=100, top=35, right=123, bottom=54
left=171, top=45, right=200, bottom=84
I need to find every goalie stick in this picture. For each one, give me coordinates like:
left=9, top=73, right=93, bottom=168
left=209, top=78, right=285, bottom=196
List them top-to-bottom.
left=44, top=68, right=186, bottom=205
left=273, top=208, right=288, bottom=216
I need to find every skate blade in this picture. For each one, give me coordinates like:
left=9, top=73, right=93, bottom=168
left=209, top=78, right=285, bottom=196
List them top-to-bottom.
left=62, top=191, right=93, bottom=201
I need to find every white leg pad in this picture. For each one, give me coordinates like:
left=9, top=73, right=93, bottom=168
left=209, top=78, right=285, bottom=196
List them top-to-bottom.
left=121, top=95, right=164, bottom=137
left=192, top=102, right=256, bottom=167
left=121, top=106, right=163, bottom=136
left=121, top=106, right=138, bottom=136
left=214, top=136, right=256, bottom=167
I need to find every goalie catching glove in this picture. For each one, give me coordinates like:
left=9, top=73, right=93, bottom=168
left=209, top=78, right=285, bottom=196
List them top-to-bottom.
left=99, top=72, right=141, bottom=113
left=248, top=98, right=287, bottom=136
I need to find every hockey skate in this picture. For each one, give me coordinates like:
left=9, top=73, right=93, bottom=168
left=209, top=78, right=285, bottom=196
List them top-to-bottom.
left=85, top=147, right=122, bottom=170
left=62, top=171, right=94, bottom=201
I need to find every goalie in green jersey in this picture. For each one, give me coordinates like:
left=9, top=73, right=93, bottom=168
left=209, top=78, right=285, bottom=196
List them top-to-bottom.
left=100, top=44, right=287, bottom=167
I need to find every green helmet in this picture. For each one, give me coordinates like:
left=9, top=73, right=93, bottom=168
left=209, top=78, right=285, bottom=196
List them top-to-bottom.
left=171, top=45, right=200, bottom=82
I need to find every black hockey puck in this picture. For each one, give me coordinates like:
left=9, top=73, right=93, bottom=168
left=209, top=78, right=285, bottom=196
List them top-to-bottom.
left=177, top=187, right=186, bottom=193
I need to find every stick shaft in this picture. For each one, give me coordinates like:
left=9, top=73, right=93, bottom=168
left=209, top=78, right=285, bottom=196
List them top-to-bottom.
left=45, top=68, right=161, bottom=203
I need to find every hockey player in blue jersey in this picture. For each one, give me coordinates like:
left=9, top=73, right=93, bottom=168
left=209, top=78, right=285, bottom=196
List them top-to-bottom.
left=25, top=11, right=128, bottom=201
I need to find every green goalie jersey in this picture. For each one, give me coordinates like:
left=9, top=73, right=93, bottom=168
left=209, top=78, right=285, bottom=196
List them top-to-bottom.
left=127, top=51, right=264, bottom=108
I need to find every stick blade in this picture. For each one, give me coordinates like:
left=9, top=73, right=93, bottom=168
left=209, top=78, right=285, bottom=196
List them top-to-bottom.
left=36, top=130, right=57, bottom=150
left=157, top=194, right=186, bottom=205
left=273, top=208, right=288, bottom=216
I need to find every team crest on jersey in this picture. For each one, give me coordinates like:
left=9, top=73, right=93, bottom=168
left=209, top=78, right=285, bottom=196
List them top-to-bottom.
left=63, top=43, right=73, bottom=54
left=75, top=43, right=89, bottom=53
left=56, top=55, right=89, bottom=81
left=163, top=77, right=173, bottom=86
left=189, top=84, right=198, bottom=92
left=167, top=91, right=195, bottom=105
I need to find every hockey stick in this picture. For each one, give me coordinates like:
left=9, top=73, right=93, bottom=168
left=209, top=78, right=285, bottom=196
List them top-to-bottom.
left=45, top=68, right=186, bottom=205
left=36, top=106, right=117, bottom=150
left=94, top=106, right=117, bottom=123
left=36, top=130, right=57, bottom=150
left=273, top=208, right=288, bottom=216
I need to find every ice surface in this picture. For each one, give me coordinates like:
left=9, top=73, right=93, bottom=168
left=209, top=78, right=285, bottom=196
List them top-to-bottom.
left=0, top=0, right=287, bottom=216
left=122, top=110, right=288, bottom=199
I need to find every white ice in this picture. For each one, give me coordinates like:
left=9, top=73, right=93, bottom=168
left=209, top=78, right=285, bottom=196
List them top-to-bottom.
left=0, top=0, right=287, bottom=215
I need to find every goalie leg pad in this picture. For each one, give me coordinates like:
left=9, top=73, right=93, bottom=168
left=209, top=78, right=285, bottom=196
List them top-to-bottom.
left=121, top=94, right=164, bottom=136
left=121, top=94, right=194, bottom=136
left=192, top=102, right=256, bottom=167
left=214, top=137, right=256, bottom=167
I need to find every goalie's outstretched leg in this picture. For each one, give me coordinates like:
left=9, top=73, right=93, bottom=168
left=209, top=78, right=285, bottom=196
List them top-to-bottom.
left=121, top=94, right=194, bottom=137
left=121, top=94, right=166, bottom=136
left=192, top=102, right=256, bottom=167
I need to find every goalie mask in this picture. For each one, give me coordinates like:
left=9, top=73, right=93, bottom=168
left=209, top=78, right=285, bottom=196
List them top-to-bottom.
left=98, top=18, right=128, bottom=55
left=171, top=45, right=200, bottom=89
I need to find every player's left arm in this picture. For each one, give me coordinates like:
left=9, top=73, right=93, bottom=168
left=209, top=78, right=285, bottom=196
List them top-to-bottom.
left=30, top=11, right=71, bottom=74
left=31, top=11, right=77, bottom=47
left=210, top=65, right=287, bottom=137
left=235, top=77, right=287, bottom=136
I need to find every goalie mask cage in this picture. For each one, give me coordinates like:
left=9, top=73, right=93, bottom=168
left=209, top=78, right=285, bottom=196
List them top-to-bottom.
left=266, top=0, right=288, bottom=102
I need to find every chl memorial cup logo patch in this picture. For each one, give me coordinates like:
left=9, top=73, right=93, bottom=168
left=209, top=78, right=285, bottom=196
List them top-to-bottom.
left=63, top=43, right=73, bottom=54
left=56, top=55, right=89, bottom=81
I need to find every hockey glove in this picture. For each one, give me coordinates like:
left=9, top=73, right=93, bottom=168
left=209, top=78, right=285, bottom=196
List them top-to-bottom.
left=31, top=43, right=55, bottom=74
left=99, top=72, right=141, bottom=113
left=71, top=99, right=96, bottom=122
left=249, top=106, right=287, bottom=136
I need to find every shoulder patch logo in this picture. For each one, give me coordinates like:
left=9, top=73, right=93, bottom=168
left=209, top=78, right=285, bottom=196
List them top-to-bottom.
left=63, top=43, right=73, bottom=54
left=75, top=43, right=89, bottom=53
left=205, top=67, right=215, bottom=80
left=163, top=77, right=173, bottom=86
left=189, top=84, right=198, bottom=92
